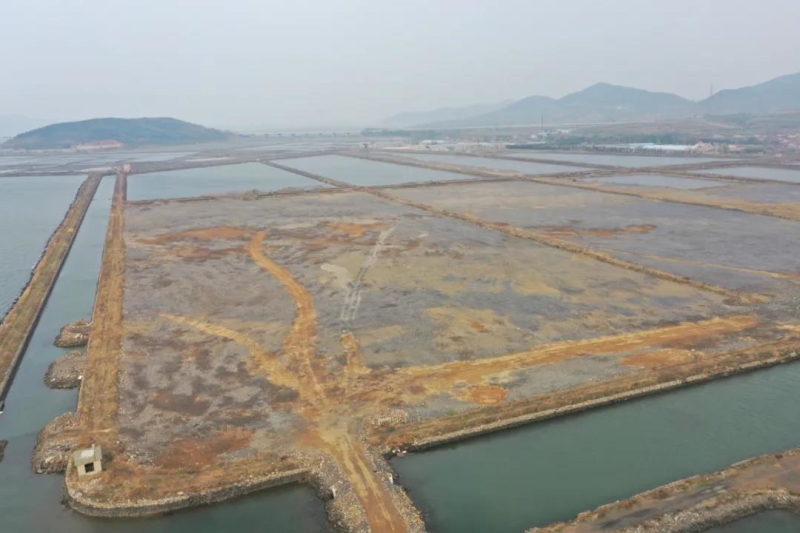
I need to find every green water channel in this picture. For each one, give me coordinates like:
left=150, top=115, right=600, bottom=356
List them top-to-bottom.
left=0, top=175, right=85, bottom=316
left=0, top=177, right=330, bottom=532
left=393, top=362, right=800, bottom=532
left=709, top=511, right=800, bottom=532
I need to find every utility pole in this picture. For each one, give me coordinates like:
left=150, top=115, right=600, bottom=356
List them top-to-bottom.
left=708, top=84, right=714, bottom=116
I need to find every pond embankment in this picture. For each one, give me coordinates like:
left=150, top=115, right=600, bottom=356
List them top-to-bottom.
left=0, top=174, right=103, bottom=401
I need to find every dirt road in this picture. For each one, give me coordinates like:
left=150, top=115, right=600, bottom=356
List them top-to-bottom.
left=78, top=171, right=126, bottom=431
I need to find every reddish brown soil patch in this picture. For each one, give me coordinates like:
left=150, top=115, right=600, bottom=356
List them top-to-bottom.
left=324, top=220, right=388, bottom=238
left=140, top=226, right=254, bottom=245
left=172, top=244, right=246, bottom=262
left=470, top=321, right=489, bottom=333
left=621, top=348, right=698, bottom=368
left=455, top=385, right=508, bottom=405
left=154, top=427, right=254, bottom=469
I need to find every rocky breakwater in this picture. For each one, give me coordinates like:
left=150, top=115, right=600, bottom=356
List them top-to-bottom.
left=54, top=319, right=91, bottom=348
left=44, top=350, right=86, bottom=389
left=32, top=412, right=79, bottom=474
left=299, top=437, right=426, bottom=533
left=528, top=448, right=800, bottom=533
left=300, top=449, right=372, bottom=533
left=615, top=491, right=800, bottom=533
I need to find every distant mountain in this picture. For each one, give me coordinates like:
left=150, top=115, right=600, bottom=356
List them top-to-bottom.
left=409, top=71, right=800, bottom=129
left=702, top=72, right=800, bottom=115
left=423, top=83, right=694, bottom=129
left=555, top=83, right=692, bottom=122
left=450, top=95, right=557, bottom=129
left=379, top=101, right=512, bottom=128
left=0, top=115, right=47, bottom=138
left=2, top=117, right=233, bottom=150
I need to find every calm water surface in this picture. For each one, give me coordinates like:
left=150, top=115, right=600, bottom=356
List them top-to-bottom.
left=404, top=152, right=581, bottom=175
left=279, top=154, right=473, bottom=185
left=128, top=162, right=328, bottom=200
left=698, top=166, right=800, bottom=184
left=0, top=175, right=84, bottom=317
left=0, top=177, right=330, bottom=533
left=394, top=363, right=800, bottom=532
left=707, top=511, right=800, bottom=532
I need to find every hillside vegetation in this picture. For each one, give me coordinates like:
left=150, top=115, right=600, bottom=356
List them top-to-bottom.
left=704, top=72, right=800, bottom=115
left=2, top=117, right=232, bottom=150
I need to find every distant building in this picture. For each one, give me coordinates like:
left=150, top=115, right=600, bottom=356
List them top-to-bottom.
left=76, top=140, right=124, bottom=152
left=693, top=142, right=717, bottom=153
left=628, top=143, right=694, bottom=152
left=73, top=445, right=103, bottom=476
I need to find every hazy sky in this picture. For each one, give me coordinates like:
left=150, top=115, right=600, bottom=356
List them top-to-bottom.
left=1, top=0, right=798, bottom=129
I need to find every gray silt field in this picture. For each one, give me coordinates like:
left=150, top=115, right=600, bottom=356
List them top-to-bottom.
left=696, top=166, right=800, bottom=184
left=582, top=174, right=727, bottom=189
left=576, top=175, right=800, bottom=215
left=389, top=180, right=800, bottom=294
left=688, top=181, right=800, bottom=204
left=119, top=189, right=751, bottom=453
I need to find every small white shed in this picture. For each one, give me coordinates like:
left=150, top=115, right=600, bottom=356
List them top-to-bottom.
left=73, top=445, right=103, bottom=476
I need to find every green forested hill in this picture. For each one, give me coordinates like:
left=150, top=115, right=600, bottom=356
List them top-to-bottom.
left=2, top=117, right=233, bottom=149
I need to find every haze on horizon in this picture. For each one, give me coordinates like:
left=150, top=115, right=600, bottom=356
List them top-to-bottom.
left=1, top=0, right=798, bottom=131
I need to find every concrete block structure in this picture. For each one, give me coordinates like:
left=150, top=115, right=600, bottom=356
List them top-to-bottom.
left=73, top=445, right=102, bottom=476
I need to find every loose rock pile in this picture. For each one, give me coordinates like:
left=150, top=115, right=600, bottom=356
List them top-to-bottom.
left=54, top=320, right=91, bottom=348
left=44, top=350, right=86, bottom=389
left=32, top=412, right=78, bottom=473
left=297, top=449, right=371, bottom=533
left=614, top=491, right=800, bottom=533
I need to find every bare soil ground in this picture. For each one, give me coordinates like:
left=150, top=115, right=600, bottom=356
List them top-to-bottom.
left=60, top=154, right=800, bottom=533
